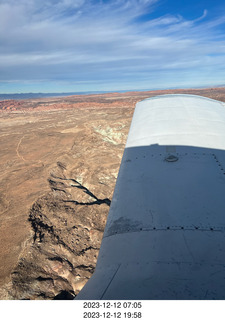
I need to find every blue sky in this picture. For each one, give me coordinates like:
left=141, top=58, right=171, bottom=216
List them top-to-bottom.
left=1, top=0, right=225, bottom=93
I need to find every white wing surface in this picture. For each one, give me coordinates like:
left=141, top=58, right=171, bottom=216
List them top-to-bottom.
left=76, top=94, right=225, bottom=299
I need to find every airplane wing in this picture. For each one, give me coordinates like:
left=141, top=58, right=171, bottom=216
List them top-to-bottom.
left=76, top=94, right=225, bottom=299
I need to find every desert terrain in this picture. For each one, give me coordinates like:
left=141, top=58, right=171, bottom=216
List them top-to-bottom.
left=1, top=87, right=225, bottom=299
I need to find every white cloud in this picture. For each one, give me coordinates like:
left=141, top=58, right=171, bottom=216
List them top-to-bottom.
left=1, top=0, right=225, bottom=91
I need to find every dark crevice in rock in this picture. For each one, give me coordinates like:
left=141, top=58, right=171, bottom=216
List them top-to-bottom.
left=57, top=161, right=67, bottom=170
left=10, top=167, right=110, bottom=299
left=50, top=174, right=111, bottom=207
left=48, top=179, right=68, bottom=194
left=48, top=179, right=64, bottom=187
left=70, top=180, right=99, bottom=201
left=51, top=187, right=67, bottom=194
left=63, top=198, right=111, bottom=206
left=29, top=206, right=76, bottom=255
left=29, top=212, right=54, bottom=243
left=54, top=233, right=76, bottom=254
left=79, top=246, right=98, bottom=256
left=48, top=256, right=74, bottom=270
left=48, top=256, right=64, bottom=263
left=75, top=264, right=95, bottom=273
left=36, top=276, right=54, bottom=282
left=53, top=290, right=75, bottom=300
left=38, top=292, right=48, bottom=299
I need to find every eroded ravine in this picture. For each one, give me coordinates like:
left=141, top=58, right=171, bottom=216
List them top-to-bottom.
left=0, top=107, right=132, bottom=299
left=10, top=164, right=110, bottom=299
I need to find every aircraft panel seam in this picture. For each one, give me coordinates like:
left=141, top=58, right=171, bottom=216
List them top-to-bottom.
left=104, top=226, right=225, bottom=238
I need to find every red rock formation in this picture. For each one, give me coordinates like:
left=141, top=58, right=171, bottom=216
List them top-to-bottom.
left=1, top=87, right=225, bottom=113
